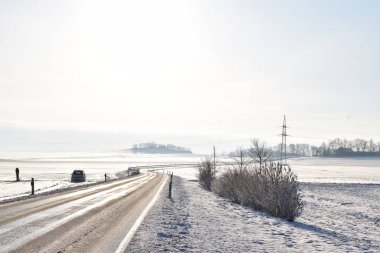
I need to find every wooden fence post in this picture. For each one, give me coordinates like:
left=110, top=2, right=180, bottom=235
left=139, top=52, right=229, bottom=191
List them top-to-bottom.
left=16, top=168, right=20, bottom=182
left=168, top=172, right=173, bottom=199
left=31, top=178, right=35, bottom=195
left=168, top=181, right=172, bottom=199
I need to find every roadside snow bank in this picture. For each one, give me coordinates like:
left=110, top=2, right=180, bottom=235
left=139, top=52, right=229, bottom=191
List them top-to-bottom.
left=0, top=171, right=125, bottom=203
left=127, top=177, right=380, bottom=252
left=0, top=180, right=72, bottom=201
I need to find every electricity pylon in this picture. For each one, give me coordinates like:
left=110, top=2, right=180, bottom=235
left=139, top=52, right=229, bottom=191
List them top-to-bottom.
left=280, top=115, right=288, bottom=166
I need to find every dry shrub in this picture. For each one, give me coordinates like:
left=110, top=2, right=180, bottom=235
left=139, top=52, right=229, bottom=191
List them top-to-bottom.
left=197, top=158, right=216, bottom=191
left=213, top=163, right=304, bottom=221
left=212, top=167, right=243, bottom=203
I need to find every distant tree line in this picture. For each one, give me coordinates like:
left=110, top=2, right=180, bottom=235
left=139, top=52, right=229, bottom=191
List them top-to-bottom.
left=278, top=138, right=380, bottom=157
left=313, top=138, right=380, bottom=156
left=131, top=142, right=192, bottom=154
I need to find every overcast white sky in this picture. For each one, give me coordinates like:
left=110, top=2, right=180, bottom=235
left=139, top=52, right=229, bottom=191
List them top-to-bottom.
left=0, top=0, right=379, bottom=153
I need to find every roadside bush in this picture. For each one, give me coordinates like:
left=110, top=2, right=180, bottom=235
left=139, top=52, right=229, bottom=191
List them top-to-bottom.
left=197, top=158, right=216, bottom=191
left=213, top=163, right=304, bottom=221
left=212, top=167, right=243, bottom=203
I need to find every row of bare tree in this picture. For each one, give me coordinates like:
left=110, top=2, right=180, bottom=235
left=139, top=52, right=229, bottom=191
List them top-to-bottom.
left=273, top=138, right=380, bottom=157
left=319, top=138, right=380, bottom=154
left=231, top=139, right=273, bottom=168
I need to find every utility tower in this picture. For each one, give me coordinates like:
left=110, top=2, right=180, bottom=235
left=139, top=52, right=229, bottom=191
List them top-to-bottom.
left=280, top=115, right=288, bottom=166
left=212, top=146, right=216, bottom=174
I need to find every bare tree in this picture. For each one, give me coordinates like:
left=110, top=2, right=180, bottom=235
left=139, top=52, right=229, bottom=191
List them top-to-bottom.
left=248, top=139, right=273, bottom=168
left=362, top=139, right=369, bottom=152
left=369, top=139, right=376, bottom=152
left=288, top=144, right=296, bottom=154
left=230, top=147, right=250, bottom=169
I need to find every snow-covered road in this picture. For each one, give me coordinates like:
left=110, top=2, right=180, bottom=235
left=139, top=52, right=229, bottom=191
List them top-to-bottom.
left=0, top=172, right=167, bottom=253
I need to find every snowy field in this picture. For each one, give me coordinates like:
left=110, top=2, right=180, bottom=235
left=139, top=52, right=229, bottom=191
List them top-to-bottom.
left=0, top=152, right=202, bottom=201
left=1, top=152, right=379, bottom=251
left=1, top=153, right=380, bottom=201
left=127, top=157, right=380, bottom=252
left=172, top=157, right=380, bottom=184
left=127, top=177, right=380, bottom=252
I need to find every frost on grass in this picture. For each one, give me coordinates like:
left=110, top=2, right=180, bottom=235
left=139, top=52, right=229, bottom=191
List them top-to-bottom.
left=197, top=158, right=215, bottom=191
left=212, top=163, right=304, bottom=221
left=126, top=176, right=192, bottom=252
left=127, top=176, right=380, bottom=252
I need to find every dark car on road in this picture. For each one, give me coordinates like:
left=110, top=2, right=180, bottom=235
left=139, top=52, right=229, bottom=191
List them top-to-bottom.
left=71, top=170, right=86, bottom=182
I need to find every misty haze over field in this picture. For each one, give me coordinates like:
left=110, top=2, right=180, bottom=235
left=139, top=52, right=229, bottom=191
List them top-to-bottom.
left=0, top=0, right=379, bottom=153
